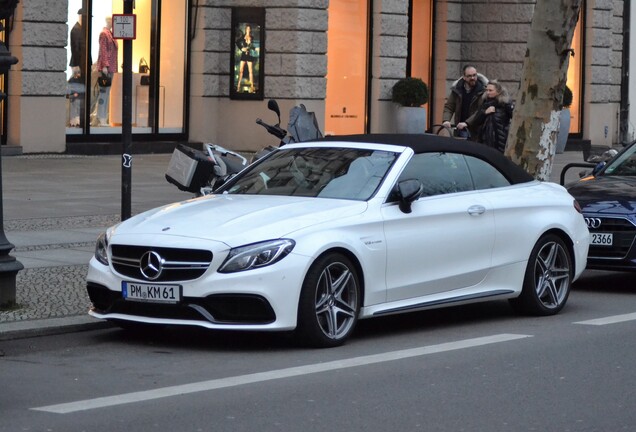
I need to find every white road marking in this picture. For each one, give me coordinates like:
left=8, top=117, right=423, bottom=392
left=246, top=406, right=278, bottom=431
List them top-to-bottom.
left=574, top=312, right=636, bottom=326
left=32, top=333, right=531, bottom=414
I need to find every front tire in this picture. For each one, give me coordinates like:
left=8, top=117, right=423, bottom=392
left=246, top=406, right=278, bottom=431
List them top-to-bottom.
left=510, top=234, right=572, bottom=316
left=296, top=253, right=361, bottom=348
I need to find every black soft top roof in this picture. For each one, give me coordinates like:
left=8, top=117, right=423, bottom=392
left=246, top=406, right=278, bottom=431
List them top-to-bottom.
left=318, top=133, right=534, bottom=185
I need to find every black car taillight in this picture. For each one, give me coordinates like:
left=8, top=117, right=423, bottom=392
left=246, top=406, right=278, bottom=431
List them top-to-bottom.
left=573, top=199, right=582, bottom=214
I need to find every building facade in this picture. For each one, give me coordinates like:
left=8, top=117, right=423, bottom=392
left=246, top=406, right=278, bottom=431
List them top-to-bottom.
left=1, top=0, right=629, bottom=154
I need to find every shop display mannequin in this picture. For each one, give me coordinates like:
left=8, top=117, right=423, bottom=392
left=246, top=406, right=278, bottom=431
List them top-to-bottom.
left=69, top=8, right=88, bottom=127
left=94, top=16, right=118, bottom=126
left=236, top=24, right=256, bottom=93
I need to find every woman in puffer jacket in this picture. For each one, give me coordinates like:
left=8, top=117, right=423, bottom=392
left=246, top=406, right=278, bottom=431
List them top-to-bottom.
left=469, top=80, right=514, bottom=152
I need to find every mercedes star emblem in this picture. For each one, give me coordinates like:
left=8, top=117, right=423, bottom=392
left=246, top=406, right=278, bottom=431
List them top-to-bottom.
left=140, top=250, right=164, bottom=280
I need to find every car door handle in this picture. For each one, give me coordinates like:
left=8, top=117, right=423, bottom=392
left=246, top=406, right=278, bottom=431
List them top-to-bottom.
left=467, top=205, right=486, bottom=216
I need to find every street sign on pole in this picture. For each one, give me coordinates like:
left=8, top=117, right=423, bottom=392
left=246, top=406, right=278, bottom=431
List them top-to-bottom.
left=119, top=1, right=135, bottom=221
left=112, top=14, right=136, bottom=39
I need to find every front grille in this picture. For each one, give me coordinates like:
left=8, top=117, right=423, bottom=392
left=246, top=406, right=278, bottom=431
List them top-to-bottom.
left=587, top=216, right=636, bottom=259
left=111, top=245, right=212, bottom=282
left=87, top=283, right=276, bottom=324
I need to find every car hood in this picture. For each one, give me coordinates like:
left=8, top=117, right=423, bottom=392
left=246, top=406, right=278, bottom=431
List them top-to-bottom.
left=567, top=176, right=636, bottom=214
left=110, top=194, right=368, bottom=246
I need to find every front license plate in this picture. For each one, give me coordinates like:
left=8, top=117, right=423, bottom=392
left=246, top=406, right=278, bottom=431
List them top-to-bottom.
left=591, top=232, right=613, bottom=246
left=122, top=282, right=181, bottom=303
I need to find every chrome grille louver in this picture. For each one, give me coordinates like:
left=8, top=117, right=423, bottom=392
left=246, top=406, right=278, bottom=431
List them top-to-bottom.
left=111, top=245, right=213, bottom=282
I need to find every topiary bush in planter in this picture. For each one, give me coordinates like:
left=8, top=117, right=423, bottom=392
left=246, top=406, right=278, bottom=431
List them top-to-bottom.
left=391, top=77, right=429, bottom=133
left=391, top=77, right=429, bottom=107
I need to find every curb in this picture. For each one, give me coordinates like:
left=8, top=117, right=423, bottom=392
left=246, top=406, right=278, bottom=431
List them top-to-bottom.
left=0, top=315, right=113, bottom=341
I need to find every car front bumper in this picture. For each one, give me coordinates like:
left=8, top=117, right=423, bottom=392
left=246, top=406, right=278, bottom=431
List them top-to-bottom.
left=585, top=215, right=636, bottom=272
left=85, top=252, right=311, bottom=331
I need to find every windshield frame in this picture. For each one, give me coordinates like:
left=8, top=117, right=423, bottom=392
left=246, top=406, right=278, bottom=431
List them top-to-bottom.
left=600, top=143, right=636, bottom=177
left=216, top=145, right=401, bottom=201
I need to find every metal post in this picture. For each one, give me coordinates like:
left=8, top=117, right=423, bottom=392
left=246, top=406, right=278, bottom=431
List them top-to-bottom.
left=0, top=0, right=22, bottom=307
left=121, top=0, right=133, bottom=221
left=619, top=0, right=630, bottom=146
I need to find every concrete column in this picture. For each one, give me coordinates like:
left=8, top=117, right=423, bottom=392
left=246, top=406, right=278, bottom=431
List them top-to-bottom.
left=369, top=0, right=408, bottom=133
left=585, top=0, right=621, bottom=147
left=7, top=1, right=67, bottom=153
left=628, top=1, right=636, bottom=143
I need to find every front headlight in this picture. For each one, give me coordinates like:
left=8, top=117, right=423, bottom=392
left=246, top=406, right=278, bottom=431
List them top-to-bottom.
left=95, top=231, right=109, bottom=266
left=218, top=239, right=295, bottom=273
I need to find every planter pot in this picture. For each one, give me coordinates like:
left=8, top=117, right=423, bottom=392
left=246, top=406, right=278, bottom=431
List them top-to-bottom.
left=396, top=106, right=427, bottom=134
left=556, top=108, right=571, bottom=154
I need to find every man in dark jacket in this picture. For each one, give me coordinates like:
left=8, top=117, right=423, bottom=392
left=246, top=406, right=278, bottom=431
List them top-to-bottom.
left=69, top=8, right=91, bottom=127
left=70, top=8, right=88, bottom=79
left=442, top=65, right=488, bottom=139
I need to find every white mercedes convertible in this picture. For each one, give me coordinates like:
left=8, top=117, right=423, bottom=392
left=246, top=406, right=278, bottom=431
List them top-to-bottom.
left=86, top=134, right=589, bottom=347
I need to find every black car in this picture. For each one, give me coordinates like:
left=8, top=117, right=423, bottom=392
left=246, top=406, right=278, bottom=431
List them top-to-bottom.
left=566, top=142, right=636, bottom=271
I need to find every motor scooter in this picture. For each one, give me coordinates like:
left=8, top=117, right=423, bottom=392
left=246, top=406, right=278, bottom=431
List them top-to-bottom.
left=165, top=99, right=322, bottom=196
left=253, top=99, right=322, bottom=161
left=165, top=142, right=248, bottom=196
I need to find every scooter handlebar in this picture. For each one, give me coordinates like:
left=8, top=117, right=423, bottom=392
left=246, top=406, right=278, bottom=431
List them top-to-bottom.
left=256, top=118, right=287, bottom=140
left=204, top=143, right=247, bottom=166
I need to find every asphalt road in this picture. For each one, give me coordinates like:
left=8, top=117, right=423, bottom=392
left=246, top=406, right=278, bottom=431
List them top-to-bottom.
left=1, top=269, right=635, bottom=432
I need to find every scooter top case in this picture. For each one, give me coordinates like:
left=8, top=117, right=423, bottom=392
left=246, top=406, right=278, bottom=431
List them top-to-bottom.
left=165, top=144, right=217, bottom=193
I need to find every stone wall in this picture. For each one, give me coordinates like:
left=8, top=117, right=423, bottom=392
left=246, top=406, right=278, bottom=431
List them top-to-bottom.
left=3, top=0, right=627, bottom=152
left=8, top=0, right=67, bottom=152
left=11, top=0, right=67, bottom=96
left=189, top=0, right=329, bottom=149
left=192, top=0, right=328, bottom=100
left=369, top=0, right=408, bottom=133
left=373, top=0, right=409, bottom=101
left=437, top=0, right=624, bottom=146
left=439, top=0, right=620, bottom=99
left=444, top=0, right=533, bottom=92
left=585, top=0, right=622, bottom=145
left=588, top=0, right=620, bottom=104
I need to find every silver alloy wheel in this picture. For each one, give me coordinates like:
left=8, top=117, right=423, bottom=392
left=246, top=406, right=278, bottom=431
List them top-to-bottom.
left=533, top=240, right=571, bottom=309
left=314, top=261, right=358, bottom=340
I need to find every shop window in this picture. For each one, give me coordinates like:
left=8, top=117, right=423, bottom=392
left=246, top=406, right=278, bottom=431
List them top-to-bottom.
left=66, top=0, right=187, bottom=136
left=325, top=0, right=369, bottom=135
left=409, top=0, right=433, bottom=116
left=158, top=1, right=186, bottom=132
left=566, top=9, right=583, bottom=135
left=0, top=20, right=7, bottom=144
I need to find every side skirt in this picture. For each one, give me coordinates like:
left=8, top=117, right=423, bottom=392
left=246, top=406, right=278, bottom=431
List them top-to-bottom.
left=370, top=290, right=515, bottom=317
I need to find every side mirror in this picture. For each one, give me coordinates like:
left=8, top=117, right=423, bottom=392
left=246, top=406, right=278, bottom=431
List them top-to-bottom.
left=267, top=99, right=281, bottom=122
left=592, top=161, right=606, bottom=176
left=396, top=179, right=423, bottom=214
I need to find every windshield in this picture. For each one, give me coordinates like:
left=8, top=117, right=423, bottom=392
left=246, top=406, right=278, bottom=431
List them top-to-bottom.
left=604, top=144, right=636, bottom=176
left=222, top=147, right=399, bottom=200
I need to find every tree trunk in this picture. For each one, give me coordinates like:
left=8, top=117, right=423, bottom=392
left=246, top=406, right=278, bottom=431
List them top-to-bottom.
left=504, top=0, right=583, bottom=181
